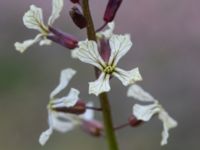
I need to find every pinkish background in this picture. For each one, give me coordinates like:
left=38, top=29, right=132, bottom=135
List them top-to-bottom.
left=0, top=0, right=200, bottom=150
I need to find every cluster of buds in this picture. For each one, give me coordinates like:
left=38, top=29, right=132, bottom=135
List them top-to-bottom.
left=14, top=0, right=178, bottom=148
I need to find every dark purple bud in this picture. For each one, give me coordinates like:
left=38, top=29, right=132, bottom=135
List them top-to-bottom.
left=70, top=0, right=80, bottom=3
left=104, top=0, right=122, bottom=22
left=69, top=6, right=87, bottom=29
left=48, top=26, right=78, bottom=49
left=53, top=100, right=86, bottom=115
left=128, top=115, right=143, bottom=127
left=82, top=120, right=103, bottom=137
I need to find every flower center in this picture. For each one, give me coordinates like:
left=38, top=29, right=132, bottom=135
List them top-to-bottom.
left=103, top=65, right=115, bottom=74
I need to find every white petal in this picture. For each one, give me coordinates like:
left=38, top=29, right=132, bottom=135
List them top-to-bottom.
left=48, top=0, right=64, bottom=25
left=23, top=5, right=46, bottom=32
left=97, top=21, right=115, bottom=39
left=14, top=34, right=42, bottom=53
left=109, top=34, right=132, bottom=65
left=39, top=38, right=52, bottom=46
left=71, top=40, right=105, bottom=69
left=114, top=67, right=142, bottom=86
left=50, top=68, right=76, bottom=98
left=89, top=73, right=111, bottom=96
left=127, top=84, right=156, bottom=102
left=51, top=88, right=79, bottom=108
left=80, top=102, right=94, bottom=121
left=133, top=104, right=160, bottom=121
left=158, top=110, right=178, bottom=145
left=49, top=111, right=77, bottom=133
left=39, top=127, right=53, bottom=146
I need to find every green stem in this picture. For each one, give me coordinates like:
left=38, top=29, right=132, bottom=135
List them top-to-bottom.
left=82, top=1, right=119, bottom=150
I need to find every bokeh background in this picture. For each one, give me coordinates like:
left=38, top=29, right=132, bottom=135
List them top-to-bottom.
left=0, top=0, right=200, bottom=150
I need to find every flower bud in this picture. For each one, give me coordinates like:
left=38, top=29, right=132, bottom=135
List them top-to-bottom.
left=70, top=0, right=80, bottom=4
left=103, top=0, right=122, bottom=22
left=69, top=6, right=87, bottom=29
left=47, top=26, right=78, bottom=49
left=99, top=38, right=111, bottom=62
left=53, top=100, right=86, bottom=115
left=128, top=115, right=143, bottom=127
left=82, top=120, right=103, bottom=137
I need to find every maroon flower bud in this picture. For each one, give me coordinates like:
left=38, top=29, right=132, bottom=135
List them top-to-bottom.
left=70, top=0, right=80, bottom=4
left=104, top=0, right=122, bottom=22
left=69, top=6, right=87, bottom=29
left=47, top=26, right=78, bottom=49
left=99, top=38, right=111, bottom=62
left=53, top=100, right=86, bottom=115
left=128, top=115, right=143, bottom=127
left=82, top=120, right=103, bottom=137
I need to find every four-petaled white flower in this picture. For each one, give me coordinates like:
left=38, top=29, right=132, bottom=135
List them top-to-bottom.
left=14, top=0, right=64, bottom=53
left=72, top=34, right=142, bottom=96
left=39, top=68, right=94, bottom=146
left=127, top=84, right=178, bottom=146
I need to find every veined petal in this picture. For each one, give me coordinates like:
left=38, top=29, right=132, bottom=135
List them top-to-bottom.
left=48, top=0, right=64, bottom=25
left=23, top=5, right=46, bottom=32
left=96, top=21, right=115, bottom=39
left=14, top=34, right=42, bottom=53
left=109, top=34, right=132, bottom=65
left=39, top=38, right=52, bottom=46
left=71, top=40, right=105, bottom=69
left=114, top=67, right=142, bottom=86
left=50, top=68, right=76, bottom=98
left=89, top=73, right=110, bottom=96
left=127, top=84, right=156, bottom=102
left=51, top=88, right=79, bottom=108
left=80, top=102, right=94, bottom=121
left=133, top=103, right=160, bottom=121
left=158, top=110, right=178, bottom=145
left=49, top=111, right=78, bottom=133
left=39, top=127, right=53, bottom=146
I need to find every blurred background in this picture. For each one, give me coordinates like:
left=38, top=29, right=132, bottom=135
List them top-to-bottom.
left=0, top=0, right=200, bottom=150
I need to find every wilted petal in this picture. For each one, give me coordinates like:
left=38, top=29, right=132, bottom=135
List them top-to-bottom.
left=48, top=0, right=64, bottom=25
left=23, top=5, right=45, bottom=32
left=97, top=21, right=115, bottom=39
left=14, top=34, right=42, bottom=53
left=109, top=34, right=132, bottom=65
left=39, top=38, right=52, bottom=46
left=72, top=40, right=105, bottom=69
left=114, top=67, right=142, bottom=86
left=50, top=68, right=76, bottom=98
left=89, top=73, right=110, bottom=96
left=127, top=84, right=156, bottom=102
left=51, top=88, right=79, bottom=108
left=80, top=102, right=94, bottom=121
left=133, top=104, right=160, bottom=121
left=158, top=110, right=178, bottom=145
left=39, top=127, right=53, bottom=146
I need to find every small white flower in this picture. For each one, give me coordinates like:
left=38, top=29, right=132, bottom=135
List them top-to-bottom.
left=14, top=0, right=64, bottom=53
left=96, top=21, right=115, bottom=39
left=72, top=34, right=142, bottom=96
left=39, top=68, right=79, bottom=145
left=127, top=84, right=178, bottom=146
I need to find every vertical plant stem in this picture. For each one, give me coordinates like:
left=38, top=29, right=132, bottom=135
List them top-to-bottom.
left=82, top=1, right=119, bottom=150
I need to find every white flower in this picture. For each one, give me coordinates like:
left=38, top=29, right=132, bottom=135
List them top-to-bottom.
left=14, top=0, right=64, bottom=53
left=96, top=21, right=115, bottom=39
left=72, top=34, right=142, bottom=96
left=39, top=68, right=79, bottom=145
left=127, top=84, right=178, bottom=146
